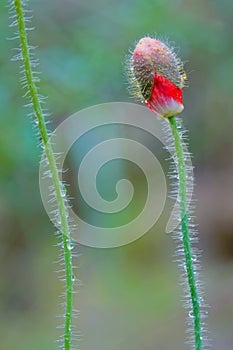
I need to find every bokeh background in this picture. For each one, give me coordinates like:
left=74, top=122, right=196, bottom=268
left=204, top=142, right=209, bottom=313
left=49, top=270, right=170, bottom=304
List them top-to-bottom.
left=1, top=0, right=233, bottom=349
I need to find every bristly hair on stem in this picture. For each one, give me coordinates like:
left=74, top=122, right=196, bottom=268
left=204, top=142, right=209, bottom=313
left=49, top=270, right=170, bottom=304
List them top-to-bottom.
left=9, top=1, right=75, bottom=349
left=128, top=36, right=209, bottom=350
left=168, top=116, right=205, bottom=350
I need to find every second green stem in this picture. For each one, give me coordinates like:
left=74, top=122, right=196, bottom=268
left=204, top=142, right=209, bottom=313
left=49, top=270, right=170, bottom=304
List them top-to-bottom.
left=168, top=116, right=202, bottom=350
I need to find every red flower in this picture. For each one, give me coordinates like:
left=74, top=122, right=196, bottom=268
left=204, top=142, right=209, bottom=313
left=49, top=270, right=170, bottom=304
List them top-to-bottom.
left=129, top=37, right=187, bottom=118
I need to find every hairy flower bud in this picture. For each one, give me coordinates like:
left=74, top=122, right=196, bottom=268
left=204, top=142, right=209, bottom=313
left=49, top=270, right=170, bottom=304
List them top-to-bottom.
left=129, top=37, right=187, bottom=118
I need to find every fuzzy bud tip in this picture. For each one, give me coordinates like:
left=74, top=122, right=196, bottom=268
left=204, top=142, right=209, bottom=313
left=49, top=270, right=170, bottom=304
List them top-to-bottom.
left=129, top=37, right=187, bottom=118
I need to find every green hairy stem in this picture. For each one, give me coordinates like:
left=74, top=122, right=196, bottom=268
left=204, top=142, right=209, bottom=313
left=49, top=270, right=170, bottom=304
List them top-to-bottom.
left=13, top=1, right=73, bottom=349
left=168, top=116, right=202, bottom=350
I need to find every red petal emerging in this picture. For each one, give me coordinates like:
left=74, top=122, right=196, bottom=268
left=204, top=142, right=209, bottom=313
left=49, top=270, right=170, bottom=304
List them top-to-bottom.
left=145, top=72, right=184, bottom=118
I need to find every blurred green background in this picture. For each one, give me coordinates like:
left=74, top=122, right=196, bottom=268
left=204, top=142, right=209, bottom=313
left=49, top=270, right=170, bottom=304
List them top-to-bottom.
left=1, top=0, right=233, bottom=349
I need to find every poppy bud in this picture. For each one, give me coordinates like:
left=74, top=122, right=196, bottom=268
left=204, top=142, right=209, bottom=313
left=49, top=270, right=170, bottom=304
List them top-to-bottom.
left=129, top=37, right=187, bottom=118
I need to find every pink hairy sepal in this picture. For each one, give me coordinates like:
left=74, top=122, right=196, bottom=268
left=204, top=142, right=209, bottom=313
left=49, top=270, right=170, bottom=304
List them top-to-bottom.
left=131, top=37, right=186, bottom=118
